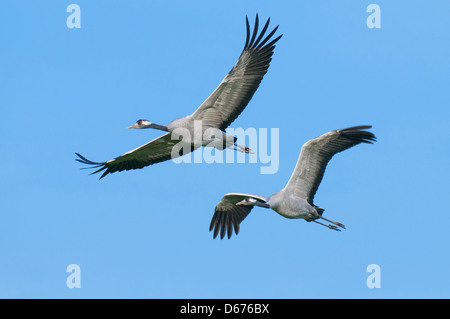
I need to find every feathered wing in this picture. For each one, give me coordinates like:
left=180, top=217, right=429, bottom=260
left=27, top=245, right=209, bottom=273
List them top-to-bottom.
left=192, top=14, right=282, bottom=130
left=283, top=126, right=376, bottom=204
left=75, top=133, right=198, bottom=179
left=209, top=193, right=269, bottom=239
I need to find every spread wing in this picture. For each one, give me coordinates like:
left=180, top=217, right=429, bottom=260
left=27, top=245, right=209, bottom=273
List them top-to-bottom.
left=192, top=14, right=282, bottom=130
left=283, top=126, right=376, bottom=204
left=75, top=133, right=198, bottom=179
left=209, top=192, right=269, bottom=239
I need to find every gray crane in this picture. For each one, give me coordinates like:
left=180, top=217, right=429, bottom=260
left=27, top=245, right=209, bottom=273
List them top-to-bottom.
left=76, top=14, right=282, bottom=179
left=209, top=125, right=376, bottom=239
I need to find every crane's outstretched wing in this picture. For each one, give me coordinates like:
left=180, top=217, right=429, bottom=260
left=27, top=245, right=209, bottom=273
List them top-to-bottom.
left=192, top=14, right=282, bottom=131
left=283, top=126, right=376, bottom=204
left=75, top=133, right=197, bottom=179
left=209, top=193, right=269, bottom=239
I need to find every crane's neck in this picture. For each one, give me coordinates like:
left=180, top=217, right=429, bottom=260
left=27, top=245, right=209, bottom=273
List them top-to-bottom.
left=149, top=123, right=169, bottom=132
left=252, top=201, right=271, bottom=209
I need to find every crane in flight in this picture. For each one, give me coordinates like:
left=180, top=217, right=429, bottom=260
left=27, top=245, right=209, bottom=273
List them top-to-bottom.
left=76, top=14, right=282, bottom=179
left=209, top=126, right=376, bottom=239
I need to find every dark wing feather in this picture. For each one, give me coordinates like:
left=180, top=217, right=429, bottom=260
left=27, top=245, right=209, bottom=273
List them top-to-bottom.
left=192, top=14, right=282, bottom=131
left=284, top=126, right=376, bottom=204
left=75, top=133, right=198, bottom=179
left=209, top=193, right=268, bottom=239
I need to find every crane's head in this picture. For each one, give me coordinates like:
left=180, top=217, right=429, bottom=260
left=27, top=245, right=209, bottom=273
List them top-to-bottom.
left=128, top=119, right=152, bottom=129
left=236, top=197, right=256, bottom=206
left=236, top=197, right=270, bottom=208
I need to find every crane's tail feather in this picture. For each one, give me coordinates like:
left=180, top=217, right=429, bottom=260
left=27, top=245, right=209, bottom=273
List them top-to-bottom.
left=315, top=206, right=325, bottom=217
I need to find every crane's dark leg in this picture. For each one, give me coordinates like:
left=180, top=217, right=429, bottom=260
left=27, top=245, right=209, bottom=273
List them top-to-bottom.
left=227, top=144, right=254, bottom=154
left=226, top=145, right=241, bottom=152
left=319, top=216, right=346, bottom=229
left=312, top=220, right=341, bottom=231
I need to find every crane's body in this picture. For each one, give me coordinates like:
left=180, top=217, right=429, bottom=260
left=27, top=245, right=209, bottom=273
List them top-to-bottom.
left=165, top=116, right=240, bottom=150
left=266, top=189, right=318, bottom=220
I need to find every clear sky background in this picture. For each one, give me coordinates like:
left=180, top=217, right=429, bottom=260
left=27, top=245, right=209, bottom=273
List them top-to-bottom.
left=1, top=0, right=449, bottom=298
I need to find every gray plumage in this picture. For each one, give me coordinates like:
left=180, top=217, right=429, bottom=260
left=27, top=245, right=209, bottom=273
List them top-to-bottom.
left=76, top=14, right=282, bottom=179
left=209, top=126, right=376, bottom=239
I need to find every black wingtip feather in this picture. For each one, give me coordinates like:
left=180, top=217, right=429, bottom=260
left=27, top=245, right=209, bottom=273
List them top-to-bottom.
left=248, top=14, right=259, bottom=47
left=244, top=15, right=282, bottom=50
left=244, top=16, right=250, bottom=49
left=253, top=17, right=270, bottom=48
left=256, top=25, right=280, bottom=49
left=263, top=33, right=283, bottom=50
left=340, top=125, right=377, bottom=144
left=75, top=152, right=102, bottom=165
left=75, top=152, right=110, bottom=179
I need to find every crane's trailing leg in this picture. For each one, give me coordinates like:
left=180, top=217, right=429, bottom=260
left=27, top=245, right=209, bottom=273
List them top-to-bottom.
left=227, top=144, right=254, bottom=154
left=240, top=145, right=253, bottom=153
left=319, top=216, right=346, bottom=229
left=312, top=220, right=341, bottom=231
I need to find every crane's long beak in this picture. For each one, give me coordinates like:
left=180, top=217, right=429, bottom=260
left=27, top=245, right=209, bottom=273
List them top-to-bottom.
left=127, top=123, right=138, bottom=129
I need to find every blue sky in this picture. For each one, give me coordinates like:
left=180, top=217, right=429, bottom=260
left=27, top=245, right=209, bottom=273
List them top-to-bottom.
left=1, top=0, right=449, bottom=298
